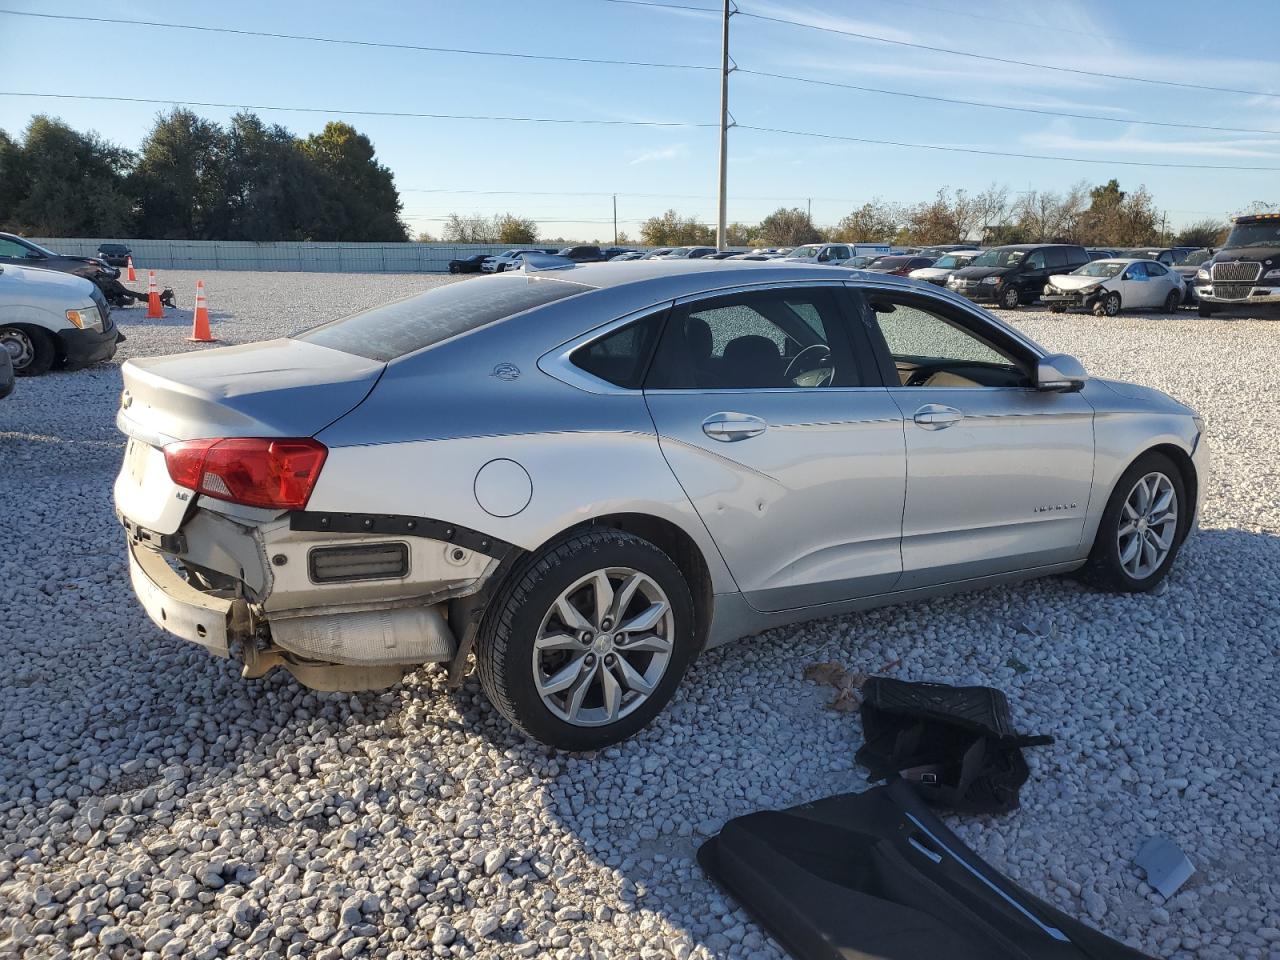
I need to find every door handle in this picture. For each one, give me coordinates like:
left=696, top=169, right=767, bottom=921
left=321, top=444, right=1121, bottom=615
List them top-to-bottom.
left=913, top=404, right=964, bottom=430
left=702, top=412, right=767, bottom=442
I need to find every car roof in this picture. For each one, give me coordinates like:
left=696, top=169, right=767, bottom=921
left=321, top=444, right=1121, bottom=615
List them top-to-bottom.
left=516, top=258, right=951, bottom=299
left=1077, top=258, right=1145, bottom=266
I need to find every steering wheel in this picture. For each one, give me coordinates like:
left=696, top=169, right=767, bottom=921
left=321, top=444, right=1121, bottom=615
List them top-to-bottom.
left=784, top=343, right=833, bottom=383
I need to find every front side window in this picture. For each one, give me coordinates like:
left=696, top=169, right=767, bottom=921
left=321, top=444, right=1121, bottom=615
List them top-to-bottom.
left=0, top=238, right=30, bottom=258
left=790, top=245, right=821, bottom=259
left=1025, top=251, right=1047, bottom=270
left=1124, top=263, right=1148, bottom=279
left=647, top=288, right=852, bottom=390
left=864, top=294, right=1030, bottom=389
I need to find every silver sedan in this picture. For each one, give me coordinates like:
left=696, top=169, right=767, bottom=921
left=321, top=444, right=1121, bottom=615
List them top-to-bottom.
left=114, top=261, right=1208, bottom=749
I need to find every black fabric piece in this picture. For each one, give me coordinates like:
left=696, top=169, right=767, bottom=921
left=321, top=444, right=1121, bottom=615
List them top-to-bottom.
left=856, top=677, right=1054, bottom=814
left=698, top=779, right=1153, bottom=960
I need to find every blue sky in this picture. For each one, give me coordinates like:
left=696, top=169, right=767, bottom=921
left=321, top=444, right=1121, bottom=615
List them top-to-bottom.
left=2, top=0, right=1279, bottom=241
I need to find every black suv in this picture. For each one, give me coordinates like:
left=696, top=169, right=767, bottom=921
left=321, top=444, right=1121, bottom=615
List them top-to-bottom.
left=1193, top=214, right=1280, bottom=318
left=96, top=242, right=132, bottom=267
left=946, top=244, right=1091, bottom=309
left=556, top=245, right=608, bottom=263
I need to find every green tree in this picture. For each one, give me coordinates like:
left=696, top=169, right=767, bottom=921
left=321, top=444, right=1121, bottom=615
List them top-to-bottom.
left=131, top=109, right=228, bottom=239
left=214, top=112, right=320, bottom=241
left=0, top=116, right=134, bottom=235
left=301, top=122, right=406, bottom=241
left=1075, top=179, right=1160, bottom=246
left=830, top=199, right=900, bottom=242
left=756, top=206, right=821, bottom=246
left=639, top=209, right=714, bottom=246
left=495, top=213, right=538, bottom=244
left=1174, top=218, right=1227, bottom=248
left=725, top=221, right=754, bottom=246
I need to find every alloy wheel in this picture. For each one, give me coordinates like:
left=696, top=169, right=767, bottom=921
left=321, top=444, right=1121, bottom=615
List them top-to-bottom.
left=1117, top=472, right=1178, bottom=580
left=532, top=567, right=675, bottom=727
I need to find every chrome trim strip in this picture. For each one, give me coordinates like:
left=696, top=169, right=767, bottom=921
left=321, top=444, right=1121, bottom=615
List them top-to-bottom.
left=904, top=812, right=1071, bottom=942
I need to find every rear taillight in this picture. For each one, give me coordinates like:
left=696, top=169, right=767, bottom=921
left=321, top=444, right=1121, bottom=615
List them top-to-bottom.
left=163, top=437, right=327, bottom=510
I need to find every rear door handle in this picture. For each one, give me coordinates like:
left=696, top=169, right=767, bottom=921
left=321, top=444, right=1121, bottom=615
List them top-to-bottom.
left=913, top=404, right=964, bottom=430
left=702, top=412, right=767, bottom=442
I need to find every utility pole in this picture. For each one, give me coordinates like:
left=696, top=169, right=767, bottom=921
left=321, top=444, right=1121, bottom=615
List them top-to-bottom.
left=716, top=0, right=733, bottom=250
left=613, top=194, right=618, bottom=246
left=807, top=197, right=811, bottom=221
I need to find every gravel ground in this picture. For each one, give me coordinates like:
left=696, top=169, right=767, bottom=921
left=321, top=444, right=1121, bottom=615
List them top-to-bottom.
left=1, top=270, right=1278, bottom=960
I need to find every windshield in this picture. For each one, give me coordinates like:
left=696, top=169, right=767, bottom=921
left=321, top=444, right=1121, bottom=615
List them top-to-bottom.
left=1223, top=221, right=1280, bottom=249
left=789, top=245, right=821, bottom=258
left=969, top=248, right=1025, bottom=268
left=1177, top=249, right=1213, bottom=266
left=934, top=254, right=973, bottom=268
left=1074, top=261, right=1124, bottom=278
left=296, top=276, right=592, bottom=362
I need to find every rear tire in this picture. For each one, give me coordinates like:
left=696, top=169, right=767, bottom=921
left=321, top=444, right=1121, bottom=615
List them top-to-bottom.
left=448, top=264, right=460, bottom=274
left=1162, top=290, right=1181, bottom=313
left=1049, top=306, right=1066, bottom=314
left=0, top=326, right=55, bottom=376
left=1081, top=451, right=1187, bottom=593
left=476, top=528, right=696, bottom=750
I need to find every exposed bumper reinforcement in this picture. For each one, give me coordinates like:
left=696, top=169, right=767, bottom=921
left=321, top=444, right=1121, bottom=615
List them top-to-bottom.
left=128, top=541, right=244, bottom=658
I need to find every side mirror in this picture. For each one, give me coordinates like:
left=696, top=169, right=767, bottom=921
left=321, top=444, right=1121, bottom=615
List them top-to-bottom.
left=1036, top=353, right=1088, bottom=392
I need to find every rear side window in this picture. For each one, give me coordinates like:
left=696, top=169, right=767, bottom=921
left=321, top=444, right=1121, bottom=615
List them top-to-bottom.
left=1046, top=248, right=1069, bottom=268
left=296, top=277, right=591, bottom=362
left=570, top=313, right=666, bottom=389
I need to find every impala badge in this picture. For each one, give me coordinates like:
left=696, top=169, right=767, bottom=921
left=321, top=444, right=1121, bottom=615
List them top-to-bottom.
left=1034, top=502, right=1077, bottom=514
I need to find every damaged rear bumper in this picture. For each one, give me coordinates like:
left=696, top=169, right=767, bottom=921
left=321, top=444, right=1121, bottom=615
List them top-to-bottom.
left=123, top=506, right=512, bottom=688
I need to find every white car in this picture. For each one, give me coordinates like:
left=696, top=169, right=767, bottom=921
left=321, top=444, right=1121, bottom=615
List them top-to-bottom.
left=782, top=243, right=856, bottom=266
left=483, top=249, right=546, bottom=273
left=909, top=250, right=983, bottom=286
left=1042, top=258, right=1185, bottom=316
left=0, top=263, right=119, bottom=375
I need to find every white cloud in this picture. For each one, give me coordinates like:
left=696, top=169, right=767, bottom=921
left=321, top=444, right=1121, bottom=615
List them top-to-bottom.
left=628, top=143, right=689, bottom=165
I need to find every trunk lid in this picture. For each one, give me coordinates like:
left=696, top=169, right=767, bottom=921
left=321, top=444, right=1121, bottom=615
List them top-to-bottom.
left=114, top=338, right=383, bottom=535
left=118, top=338, right=384, bottom=444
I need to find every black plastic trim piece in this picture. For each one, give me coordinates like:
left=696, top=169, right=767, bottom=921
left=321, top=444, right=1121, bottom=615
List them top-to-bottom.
left=289, top=511, right=514, bottom=557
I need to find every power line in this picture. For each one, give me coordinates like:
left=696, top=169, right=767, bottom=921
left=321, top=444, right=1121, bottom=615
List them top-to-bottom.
left=592, top=0, right=719, bottom=11
left=734, top=7, right=1280, bottom=100
left=0, top=9, right=715, bottom=72
left=737, top=68, right=1280, bottom=137
left=0, top=92, right=715, bottom=128
left=738, top=124, right=1280, bottom=172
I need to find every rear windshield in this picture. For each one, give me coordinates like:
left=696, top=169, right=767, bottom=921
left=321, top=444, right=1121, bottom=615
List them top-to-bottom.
left=296, top=276, right=591, bottom=362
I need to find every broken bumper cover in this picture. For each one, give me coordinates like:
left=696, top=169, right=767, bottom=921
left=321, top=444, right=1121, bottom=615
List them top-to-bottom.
left=1041, top=290, right=1104, bottom=310
left=128, top=540, right=242, bottom=658
left=699, top=777, right=1153, bottom=960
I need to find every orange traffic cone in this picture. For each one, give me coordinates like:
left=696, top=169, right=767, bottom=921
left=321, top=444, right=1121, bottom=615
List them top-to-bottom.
left=126, top=255, right=136, bottom=282
left=145, top=270, right=164, bottom=319
left=187, top=279, right=216, bottom=342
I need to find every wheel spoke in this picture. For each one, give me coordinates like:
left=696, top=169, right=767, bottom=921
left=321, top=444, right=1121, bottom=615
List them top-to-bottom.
left=1134, top=478, right=1151, bottom=513
left=1150, top=485, right=1174, bottom=517
left=1123, top=501, right=1140, bottom=522
left=1118, top=521, right=1138, bottom=538
left=1148, top=527, right=1173, bottom=552
left=1119, top=533, right=1141, bottom=567
left=1140, top=536, right=1157, bottom=572
left=590, top=571, right=614, bottom=627
left=608, top=573, right=643, bottom=625
left=555, top=595, right=593, bottom=634
left=621, top=599, right=669, bottom=634
left=534, top=632, right=582, bottom=653
left=615, top=633, right=673, bottom=655
left=537, top=654, right=588, bottom=696
left=614, top=654, right=656, bottom=695
left=566, top=659, right=600, bottom=719
left=600, top=664, right=622, bottom=721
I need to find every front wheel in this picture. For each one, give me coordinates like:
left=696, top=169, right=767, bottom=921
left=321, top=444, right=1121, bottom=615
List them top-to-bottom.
left=999, top=284, right=1020, bottom=309
left=1095, top=292, right=1121, bottom=317
left=1198, top=303, right=1217, bottom=318
left=0, top=326, right=55, bottom=376
left=1081, top=452, right=1187, bottom=593
left=476, top=528, right=696, bottom=750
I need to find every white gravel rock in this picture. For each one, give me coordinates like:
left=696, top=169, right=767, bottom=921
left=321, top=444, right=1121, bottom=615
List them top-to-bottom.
left=0, top=275, right=1277, bottom=959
